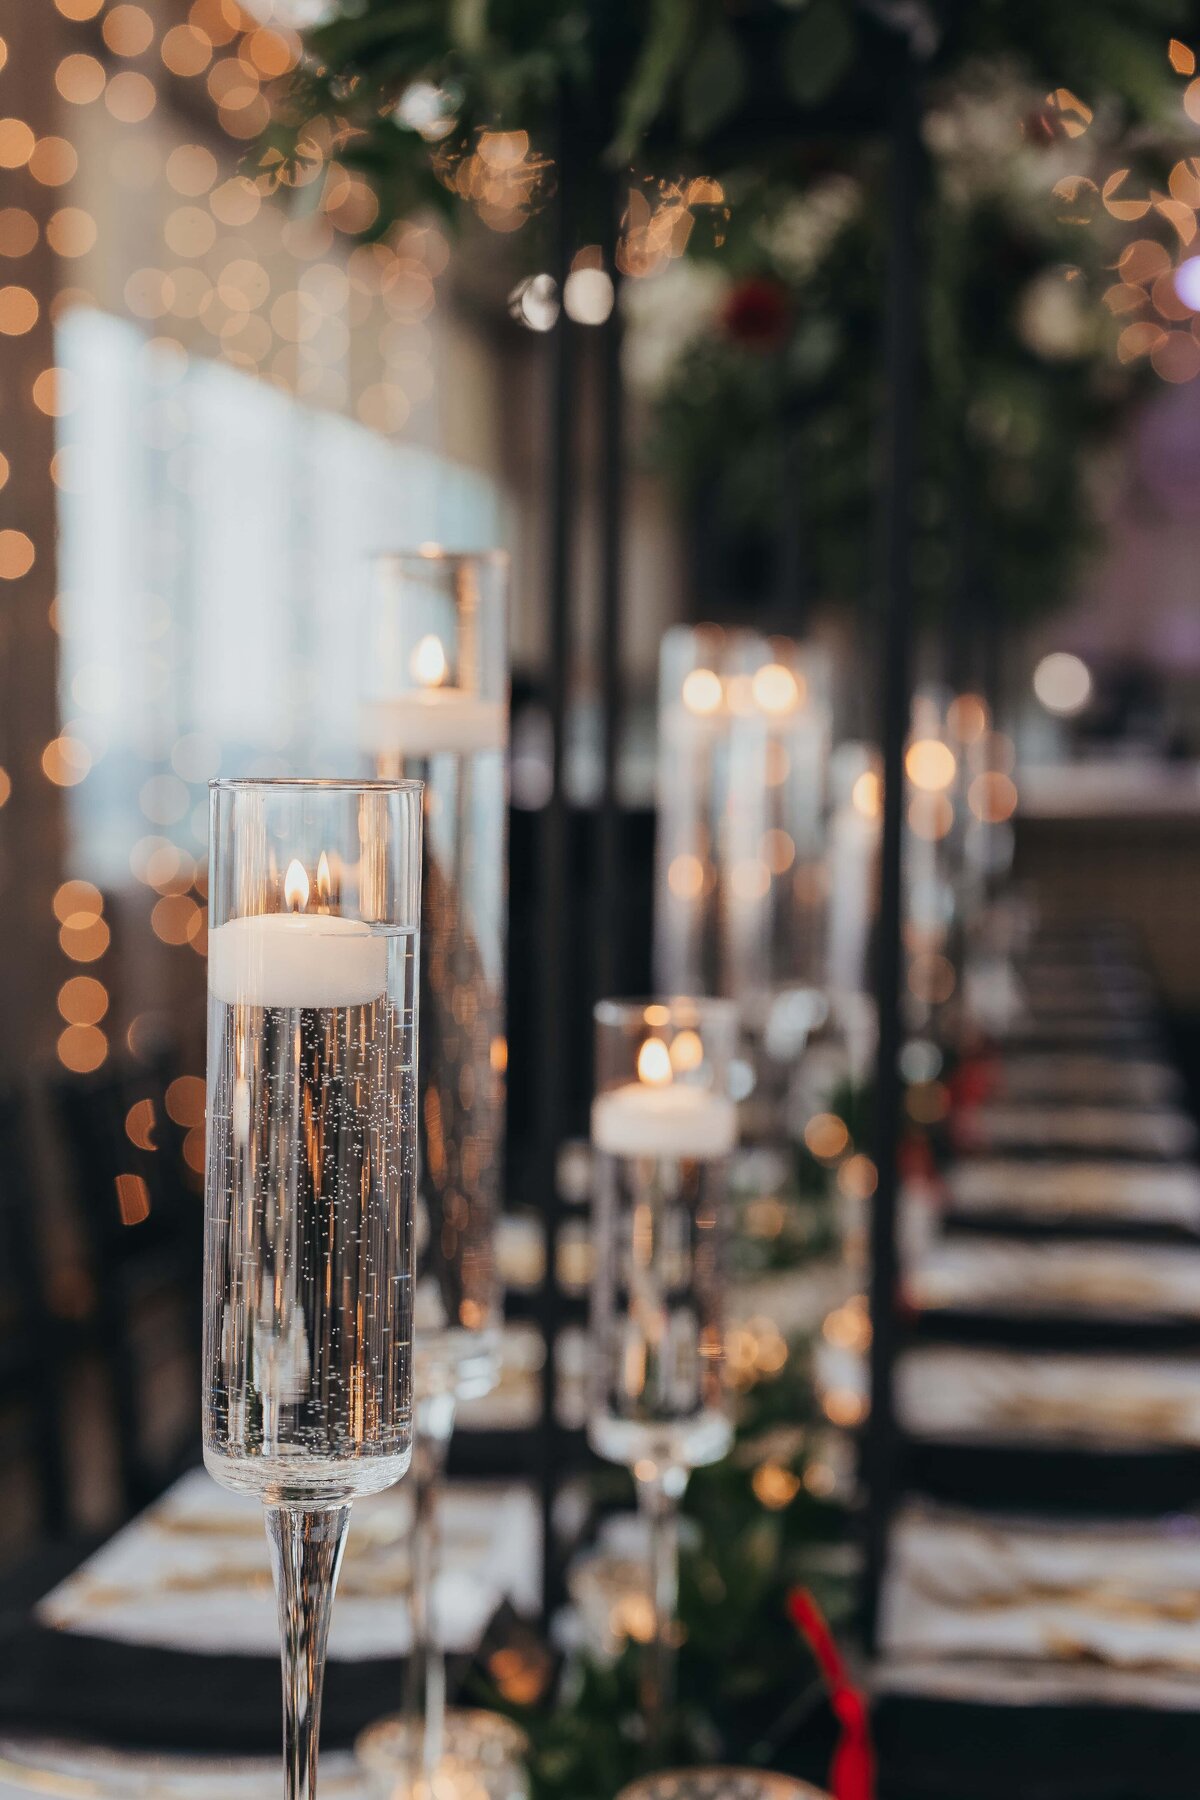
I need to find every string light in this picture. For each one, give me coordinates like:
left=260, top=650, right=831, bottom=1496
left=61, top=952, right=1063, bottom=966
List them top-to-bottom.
left=103, top=5, right=155, bottom=56
left=162, top=25, right=213, bottom=77
left=55, top=55, right=106, bottom=105
left=106, top=72, right=157, bottom=123
left=0, top=118, right=35, bottom=168
left=29, top=136, right=77, bottom=185
left=167, top=143, right=218, bottom=195
left=0, top=208, right=37, bottom=255
left=46, top=209, right=97, bottom=258
left=0, top=286, right=38, bottom=334
left=32, top=367, right=73, bottom=416
left=0, top=528, right=35, bottom=576
left=58, top=976, right=109, bottom=1025
left=58, top=1025, right=108, bottom=1073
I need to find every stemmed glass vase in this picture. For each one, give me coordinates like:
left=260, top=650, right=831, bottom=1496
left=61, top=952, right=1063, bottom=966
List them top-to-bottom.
left=359, top=549, right=509, bottom=1794
left=202, top=778, right=423, bottom=1800
left=589, top=997, right=738, bottom=1753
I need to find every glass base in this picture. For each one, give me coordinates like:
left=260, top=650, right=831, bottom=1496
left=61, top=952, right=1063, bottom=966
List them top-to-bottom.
left=415, top=1327, right=502, bottom=1404
left=588, top=1409, right=733, bottom=1474
left=355, top=1710, right=529, bottom=1800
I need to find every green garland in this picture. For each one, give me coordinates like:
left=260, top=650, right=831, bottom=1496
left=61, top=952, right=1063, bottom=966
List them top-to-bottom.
left=264, top=1, right=1194, bottom=630
left=468, top=1329, right=854, bottom=1800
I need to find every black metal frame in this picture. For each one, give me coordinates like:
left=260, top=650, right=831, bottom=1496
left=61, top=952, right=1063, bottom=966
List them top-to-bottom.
left=863, top=44, right=922, bottom=1651
left=533, top=100, right=581, bottom=1620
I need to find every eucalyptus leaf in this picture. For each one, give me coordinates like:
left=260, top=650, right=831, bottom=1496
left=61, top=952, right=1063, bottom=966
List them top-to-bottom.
left=449, top=0, right=488, bottom=55
left=611, top=0, right=697, bottom=162
left=781, top=0, right=855, bottom=106
left=307, top=4, right=443, bottom=66
left=681, top=20, right=748, bottom=142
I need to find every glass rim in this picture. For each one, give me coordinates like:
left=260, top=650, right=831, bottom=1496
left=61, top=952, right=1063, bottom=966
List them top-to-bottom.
left=372, top=546, right=510, bottom=570
left=208, top=777, right=425, bottom=794
left=594, top=996, right=739, bottom=1027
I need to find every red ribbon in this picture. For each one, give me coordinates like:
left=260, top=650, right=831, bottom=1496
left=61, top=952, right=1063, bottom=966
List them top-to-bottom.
left=786, top=1588, right=875, bottom=1800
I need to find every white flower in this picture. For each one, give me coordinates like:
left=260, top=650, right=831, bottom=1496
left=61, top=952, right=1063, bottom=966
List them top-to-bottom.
left=756, top=175, right=861, bottom=281
left=621, top=259, right=730, bottom=398
left=1016, top=268, right=1095, bottom=360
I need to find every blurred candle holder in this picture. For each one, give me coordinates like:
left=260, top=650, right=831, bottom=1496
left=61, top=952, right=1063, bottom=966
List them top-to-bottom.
left=359, top=548, right=509, bottom=1798
left=652, top=627, right=833, bottom=1142
left=904, top=692, right=964, bottom=1038
left=824, top=742, right=882, bottom=1083
left=203, top=778, right=424, bottom=1800
left=589, top=997, right=738, bottom=1754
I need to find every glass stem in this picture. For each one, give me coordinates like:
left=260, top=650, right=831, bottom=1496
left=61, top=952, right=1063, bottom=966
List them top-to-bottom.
left=406, top=1390, right=457, bottom=1792
left=634, top=1463, right=686, bottom=1758
left=265, top=1502, right=351, bottom=1800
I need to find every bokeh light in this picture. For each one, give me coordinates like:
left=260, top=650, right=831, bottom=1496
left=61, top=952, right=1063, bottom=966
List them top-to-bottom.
left=1033, top=651, right=1092, bottom=716
left=905, top=739, right=956, bottom=792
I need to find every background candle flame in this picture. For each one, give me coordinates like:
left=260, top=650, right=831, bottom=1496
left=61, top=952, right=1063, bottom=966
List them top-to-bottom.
left=410, top=633, right=448, bottom=688
left=284, top=858, right=310, bottom=913
left=637, top=1037, right=673, bottom=1087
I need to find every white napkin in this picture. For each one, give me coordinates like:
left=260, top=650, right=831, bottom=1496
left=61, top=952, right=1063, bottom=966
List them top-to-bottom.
left=992, top=1056, right=1181, bottom=1107
left=963, top=1106, right=1196, bottom=1158
left=945, top=1159, right=1200, bottom=1227
left=908, top=1238, right=1200, bottom=1319
left=896, top=1346, right=1200, bottom=1448
left=881, top=1503, right=1200, bottom=1671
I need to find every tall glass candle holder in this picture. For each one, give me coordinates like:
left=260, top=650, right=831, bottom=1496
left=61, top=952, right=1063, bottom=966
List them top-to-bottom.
left=359, top=548, right=508, bottom=1796
left=653, top=625, right=769, bottom=1005
left=653, top=628, right=833, bottom=1140
left=738, top=639, right=833, bottom=1132
left=904, top=693, right=963, bottom=1037
left=825, top=742, right=881, bottom=1078
left=203, top=777, right=423, bottom=1800
left=589, top=997, right=737, bottom=1753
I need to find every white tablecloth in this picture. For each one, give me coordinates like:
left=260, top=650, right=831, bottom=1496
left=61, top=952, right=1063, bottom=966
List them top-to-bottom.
left=37, top=1467, right=540, bottom=1660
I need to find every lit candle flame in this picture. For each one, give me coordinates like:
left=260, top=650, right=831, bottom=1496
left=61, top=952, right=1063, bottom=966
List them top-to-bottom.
left=410, top=634, right=448, bottom=689
left=752, top=661, right=802, bottom=716
left=316, top=851, right=332, bottom=910
left=284, top=859, right=310, bottom=913
left=637, top=1038, right=672, bottom=1087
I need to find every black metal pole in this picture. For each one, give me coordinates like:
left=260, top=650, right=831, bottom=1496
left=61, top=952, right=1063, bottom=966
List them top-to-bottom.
left=862, top=47, right=922, bottom=1654
left=535, top=107, right=578, bottom=1627
left=595, top=188, right=625, bottom=1004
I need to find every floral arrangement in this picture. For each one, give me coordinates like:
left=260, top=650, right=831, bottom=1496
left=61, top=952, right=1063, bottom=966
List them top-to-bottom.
left=261, top=0, right=1195, bottom=628
left=625, top=46, right=1196, bottom=623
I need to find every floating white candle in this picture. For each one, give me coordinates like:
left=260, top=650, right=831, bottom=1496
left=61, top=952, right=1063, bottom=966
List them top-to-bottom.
left=360, top=629, right=507, bottom=757
left=358, top=692, right=508, bottom=758
left=207, top=859, right=388, bottom=1009
left=591, top=1037, right=737, bottom=1161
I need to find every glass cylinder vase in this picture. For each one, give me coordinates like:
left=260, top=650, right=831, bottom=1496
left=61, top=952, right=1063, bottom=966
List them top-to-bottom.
left=361, top=547, right=509, bottom=1397
left=358, top=548, right=508, bottom=1800
left=653, top=626, right=833, bottom=1138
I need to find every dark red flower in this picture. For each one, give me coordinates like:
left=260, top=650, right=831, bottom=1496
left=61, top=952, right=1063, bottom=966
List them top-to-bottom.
left=720, top=276, right=791, bottom=349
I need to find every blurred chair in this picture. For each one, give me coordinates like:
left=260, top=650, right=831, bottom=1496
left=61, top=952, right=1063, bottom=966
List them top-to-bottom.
left=55, top=1054, right=203, bottom=1516
left=0, top=1091, right=70, bottom=1537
